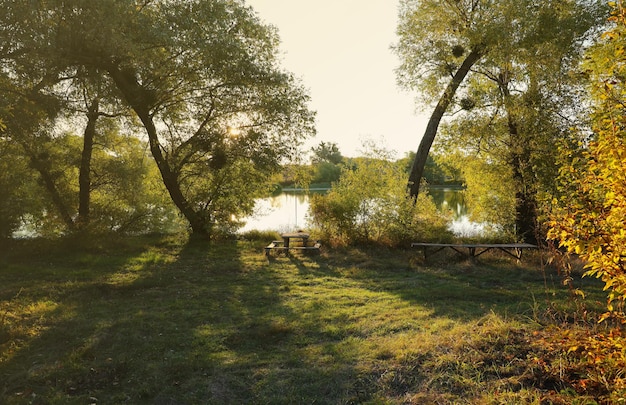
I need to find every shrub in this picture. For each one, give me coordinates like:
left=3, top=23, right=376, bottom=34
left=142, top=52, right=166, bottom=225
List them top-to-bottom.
left=309, top=145, right=451, bottom=247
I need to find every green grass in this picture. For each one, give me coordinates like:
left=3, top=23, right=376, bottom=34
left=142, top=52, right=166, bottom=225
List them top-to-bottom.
left=0, top=235, right=608, bottom=404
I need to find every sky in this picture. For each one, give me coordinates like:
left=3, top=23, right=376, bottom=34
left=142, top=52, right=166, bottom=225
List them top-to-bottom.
left=245, top=0, right=428, bottom=158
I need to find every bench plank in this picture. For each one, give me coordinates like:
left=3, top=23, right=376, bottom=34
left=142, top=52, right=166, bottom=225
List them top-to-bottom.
left=411, top=242, right=537, bottom=260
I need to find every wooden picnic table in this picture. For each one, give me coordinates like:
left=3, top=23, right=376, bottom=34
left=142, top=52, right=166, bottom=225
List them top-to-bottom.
left=265, top=232, right=321, bottom=256
left=280, top=232, right=310, bottom=248
left=411, top=242, right=537, bottom=260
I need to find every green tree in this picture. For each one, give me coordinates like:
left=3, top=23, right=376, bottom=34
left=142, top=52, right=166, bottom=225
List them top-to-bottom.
left=0, top=0, right=315, bottom=238
left=395, top=0, right=498, bottom=198
left=396, top=0, right=606, bottom=243
left=0, top=8, right=109, bottom=234
left=0, top=58, right=135, bottom=235
left=68, top=71, right=129, bottom=230
left=0, top=76, right=76, bottom=232
left=86, top=129, right=183, bottom=235
left=0, top=139, right=41, bottom=238
left=310, top=142, right=343, bottom=184
left=311, top=142, right=343, bottom=165
left=400, top=152, right=462, bottom=186
left=454, top=152, right=516, bottom=238
left=311, top=162, right=341, bottom=185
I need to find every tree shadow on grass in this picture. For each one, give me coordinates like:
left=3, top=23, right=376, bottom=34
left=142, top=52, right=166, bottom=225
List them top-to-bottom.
left=0, top=237, right=364, bottom=404
left=0, top=238, right=606, bottom=404
left=306, top=246, right=602, bottom=322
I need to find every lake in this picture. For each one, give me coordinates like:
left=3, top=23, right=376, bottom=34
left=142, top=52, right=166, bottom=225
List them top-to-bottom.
left=240, top=187, right=485, bottom=237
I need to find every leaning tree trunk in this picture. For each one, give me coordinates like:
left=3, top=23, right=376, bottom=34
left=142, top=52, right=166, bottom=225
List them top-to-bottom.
left=408, top=48, right=484, bottom=198
left=107, top=66, right=210, bottom=238
left=8, top=85, right=77, bottom=232
left=23, top=143, right=76, bottom=231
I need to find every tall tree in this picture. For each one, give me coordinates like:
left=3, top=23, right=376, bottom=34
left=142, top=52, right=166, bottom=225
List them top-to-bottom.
left=78, top=0, right=314, bottom=238
left=395, top=0, right=507, bottom=198
left=396, top=0, right=606, bottom=242
left=71, top=71, right=127, bottom=230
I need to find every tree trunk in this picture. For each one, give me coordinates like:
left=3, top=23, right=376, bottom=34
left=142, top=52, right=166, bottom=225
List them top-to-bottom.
left=408, top=48, right=484, bottom=198
left=107, top=65, right=210, bottom=237
left=500, top=78, right=538, bottom=244
left=77, top=98, right=99, bottom=228
left=506, top=118, right=538, bottom=244
left=22, top=145, right=76, bottom=231
left=511, top=153, right=538, bottom=245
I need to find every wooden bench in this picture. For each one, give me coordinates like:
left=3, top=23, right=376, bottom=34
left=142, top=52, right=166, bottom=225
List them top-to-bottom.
left=411, top=242, right=537, bottom=260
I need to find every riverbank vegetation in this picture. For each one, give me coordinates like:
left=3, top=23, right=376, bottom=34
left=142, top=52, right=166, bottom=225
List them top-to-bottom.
left=308, top=143, right=454, bottom=247
left=0, top=234, right=618, bottom=404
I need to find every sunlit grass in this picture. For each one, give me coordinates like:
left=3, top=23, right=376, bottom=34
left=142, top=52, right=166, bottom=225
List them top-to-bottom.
left=0, top=235, right=608, bottom=404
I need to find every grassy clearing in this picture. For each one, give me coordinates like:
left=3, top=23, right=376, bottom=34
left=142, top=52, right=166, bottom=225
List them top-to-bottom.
left=0, top=235, right=608, bottom=404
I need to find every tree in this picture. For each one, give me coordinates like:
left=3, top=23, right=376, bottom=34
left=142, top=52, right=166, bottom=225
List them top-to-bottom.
left=0, top=0, right=315, bottom=238
left=395, top=0, right=507, bottom=198
left=396, top=0, right=606, bottom=243
left=549, top=1, right=626, bottom=322
left=0, top=5, right=107, bottom=234
left=546, top=7, right=626, bottom=397
left=0, top=48, right=132, bottom=234
left=70, top=71, right=129, bottom=230
left=0, top=75, right=77, bottom=232
left=0, top=76, right=178, bottom=237
left=85, top=129, right=183, bottom=235
left=310, top=142, right=343, bottom=184
left=311, top=142, right=343, bottom=165
left=450, top=151, right=516, bottom=238
left=400, top=152, right=462, bottom=186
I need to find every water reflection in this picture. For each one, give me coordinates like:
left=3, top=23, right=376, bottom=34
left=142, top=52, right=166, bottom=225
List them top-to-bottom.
left=428, top=187, right=467, bottom=218
left=240, top=188, right=483, bottom=236
left=240, top=191, right=317, bottom=233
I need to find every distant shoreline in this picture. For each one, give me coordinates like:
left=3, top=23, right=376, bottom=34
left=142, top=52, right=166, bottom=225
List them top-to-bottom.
left=280, top=184, right=465, bottom=193
left=281, top=187, right=330, bottom=192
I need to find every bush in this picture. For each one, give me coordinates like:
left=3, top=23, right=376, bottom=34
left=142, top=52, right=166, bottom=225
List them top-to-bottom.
left=309, top=146, right=452, bottom=247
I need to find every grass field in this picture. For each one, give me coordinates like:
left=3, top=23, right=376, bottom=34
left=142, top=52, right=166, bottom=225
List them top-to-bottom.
left=0, top=234, right=609, bottom=404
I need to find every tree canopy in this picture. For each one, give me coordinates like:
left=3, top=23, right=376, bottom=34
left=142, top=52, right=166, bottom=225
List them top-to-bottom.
left=0, top=0, right=315, bottom=238
left=395, top=0, right=607, bottom=242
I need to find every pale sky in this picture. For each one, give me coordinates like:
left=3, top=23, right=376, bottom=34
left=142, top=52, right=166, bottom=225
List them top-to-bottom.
left=246, top=0, right=428, bottom=158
